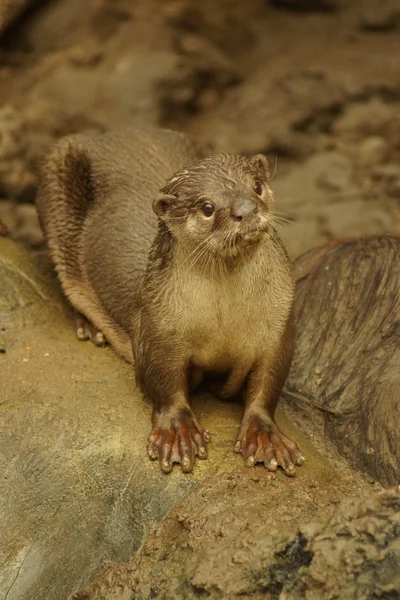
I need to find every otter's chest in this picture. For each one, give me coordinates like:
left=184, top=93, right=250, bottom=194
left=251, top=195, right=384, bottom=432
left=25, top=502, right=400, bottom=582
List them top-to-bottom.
left=177, top=269, right=291, bottom=369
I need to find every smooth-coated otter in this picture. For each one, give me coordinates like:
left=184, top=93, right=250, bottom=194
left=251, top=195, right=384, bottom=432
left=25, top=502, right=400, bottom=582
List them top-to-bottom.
left=36, top=127, right=304, bottom=475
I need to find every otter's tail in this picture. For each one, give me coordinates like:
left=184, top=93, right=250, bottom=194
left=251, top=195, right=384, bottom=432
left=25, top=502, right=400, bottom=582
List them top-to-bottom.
left=36, top=137, right=93, bottom=283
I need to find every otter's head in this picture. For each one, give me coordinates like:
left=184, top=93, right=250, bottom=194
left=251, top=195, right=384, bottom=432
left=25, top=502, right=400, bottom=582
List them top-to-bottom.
left=153, top=153, right=275, bottom=259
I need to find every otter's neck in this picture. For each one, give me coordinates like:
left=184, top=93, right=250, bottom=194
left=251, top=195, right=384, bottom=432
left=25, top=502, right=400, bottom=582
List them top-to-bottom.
left=147, top=222, right=176, bottom=272
left=146, top=224, right=286, bottom=284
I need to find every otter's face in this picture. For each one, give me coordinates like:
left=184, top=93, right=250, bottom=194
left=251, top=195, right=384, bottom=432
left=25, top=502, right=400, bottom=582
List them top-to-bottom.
left=153, top=153, right=275, bottom=259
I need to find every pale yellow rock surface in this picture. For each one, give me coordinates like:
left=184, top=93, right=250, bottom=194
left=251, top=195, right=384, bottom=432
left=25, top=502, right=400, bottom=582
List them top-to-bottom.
left=0, top=239, right=359, bottom=600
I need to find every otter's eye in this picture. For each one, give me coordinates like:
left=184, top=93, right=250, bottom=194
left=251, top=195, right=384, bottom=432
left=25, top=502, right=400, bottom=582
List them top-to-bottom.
left=253, top=180, right=263, bottom=196
left=201, top=202, right=215, bottom=217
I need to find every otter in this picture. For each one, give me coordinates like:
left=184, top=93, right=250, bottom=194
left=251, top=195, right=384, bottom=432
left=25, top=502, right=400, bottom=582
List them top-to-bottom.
left=36, top=127, right=304, bottom=475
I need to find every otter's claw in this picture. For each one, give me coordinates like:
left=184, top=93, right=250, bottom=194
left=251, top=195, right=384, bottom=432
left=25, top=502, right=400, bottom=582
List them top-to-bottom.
left=75, top=313, right=107, bottom=347
left=148, top=407, right=209, bottom=473
left=235, top=412, right=304, bottom=476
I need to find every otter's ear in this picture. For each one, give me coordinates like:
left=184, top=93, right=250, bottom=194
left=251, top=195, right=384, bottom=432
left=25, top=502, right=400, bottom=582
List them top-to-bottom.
left=250, top=154, right=270, bottom=178
left=153, top=194, right=177, bottom=218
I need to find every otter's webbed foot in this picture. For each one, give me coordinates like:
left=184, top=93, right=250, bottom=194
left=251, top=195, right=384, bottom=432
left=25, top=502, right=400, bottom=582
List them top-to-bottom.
left=75, top=313, right=107, bottom=347
left=148, top=407, right=210, bottom=473
left=235, top=410, right=304, bottom=477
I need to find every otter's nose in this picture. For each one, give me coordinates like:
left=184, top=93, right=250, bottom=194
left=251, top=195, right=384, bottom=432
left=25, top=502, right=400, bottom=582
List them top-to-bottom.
left=231, top=198, right=258, bottom=222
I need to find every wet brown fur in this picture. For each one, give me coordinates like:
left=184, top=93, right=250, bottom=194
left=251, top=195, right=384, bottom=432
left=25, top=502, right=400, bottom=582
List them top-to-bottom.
left=37, top=126, right=300, bottom=472
left=37, top=128, right=207, bottom=360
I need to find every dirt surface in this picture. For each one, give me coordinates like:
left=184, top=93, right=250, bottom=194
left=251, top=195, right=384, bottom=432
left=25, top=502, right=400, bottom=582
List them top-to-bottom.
left=69, top=235, right=400, bottom=599
left=0, top=237, right=376, bottom=600
left=73, top=483, right=400, bottom=600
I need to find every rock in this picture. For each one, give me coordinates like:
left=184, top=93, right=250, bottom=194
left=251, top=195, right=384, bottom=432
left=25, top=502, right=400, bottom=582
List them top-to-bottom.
left=0, top=0, right=40, bottom=34
left=8, top=0, right=103, bottom=53
left=162, top=0, right=256, bottom=56
left=163, top=0, right=202, bottom=31
left=269, top=0, right=337, bottom=11
left=360, top=0, right=400, bottom=31
left=156, top=34, right=241, bottom=125
left=68, top=43, right=104, bottom=68
left=189, top=69, right=345, bottom=155
left=0, top=97, right=105, bottom=205
left=334, top=99, right=400, bottom=148
left=0, top=104, right=36, bottom=201
left=0, top=104, right=21, bottom=159
left=357, top=135, right=389, bottom=166
left=255, top=150, right=396, bottom=258
left=270, top=151, right=362, bottom=256
left=273, top=151, right=357, bottom=204
left=315, top=152, right=354, bottom=191
left=372, top=162, right=400, bottom=198
left=372, top=163, right=400, bottom=181
left=386, top=178, right=400, bottom=199
left=318, top=199, right=393, bottom=239
left=0, top=200, right=43, bottom=247
left=0, top=200, right=18, bottom=234
left=13, top=202, right=44, bottom=247
left=0, top=218, right=8, bottom=236
left=70, top=236, right=400, bottom=597
left=288, top=236, right=400, bottom=485
left=0, top=238, right=316, bottom=600
left=72, top=483, right=397, bottom=600
left=294, top=489, right=400, bottom=599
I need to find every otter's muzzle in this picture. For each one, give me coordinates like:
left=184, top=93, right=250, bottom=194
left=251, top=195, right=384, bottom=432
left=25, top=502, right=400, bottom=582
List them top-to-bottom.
left=230, top=198, right=258, bottom=222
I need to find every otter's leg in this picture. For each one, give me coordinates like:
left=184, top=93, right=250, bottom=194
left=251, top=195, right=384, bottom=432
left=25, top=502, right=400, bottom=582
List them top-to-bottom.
left=75, top=312, right=107, bottom=347
left=235, top=317, right=304, bottom=476
left=136, top=343, right=209, bottom=472
left=189, top=364, right=204, bottom=391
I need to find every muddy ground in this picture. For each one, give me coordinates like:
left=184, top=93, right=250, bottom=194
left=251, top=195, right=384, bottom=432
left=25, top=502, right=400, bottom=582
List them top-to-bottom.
left=0, top=0, right=399, bottom=599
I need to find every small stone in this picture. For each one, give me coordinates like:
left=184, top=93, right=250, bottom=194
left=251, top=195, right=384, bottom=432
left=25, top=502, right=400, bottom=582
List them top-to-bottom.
left=0, top=0, right=36, bottom=33
left=269, top=0, right=337, bottom=11
left=163, top=1, right=201, bottom=30
left=360, top=1, right=400, bottom=31
left=68, top=45, right=104, bottom=68
left=198, top=89, right=220, bottom=110
left=333, top=99, right=399, bottom=141
left=0, top=105, right=22, bottom=160
left=358, top=136, right=389, bottom=166
left=316, top=155, right=353, bottom=192
left=371, top=163, right=400, bottom=181
left=371, top=163, right=400, bottom=197
left=385, top=178, right=400, bottom=198
left=319, top=199, right=393, bottom=240
left=13, top=203, right=43, bottom=248
left=0, top=218, right=8, bottom=236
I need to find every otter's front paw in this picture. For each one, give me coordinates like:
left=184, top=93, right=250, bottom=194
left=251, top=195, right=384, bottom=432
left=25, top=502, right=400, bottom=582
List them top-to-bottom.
left=148, top=407, right=209, bottom=473
left=235, top=412, right=304, bottom=477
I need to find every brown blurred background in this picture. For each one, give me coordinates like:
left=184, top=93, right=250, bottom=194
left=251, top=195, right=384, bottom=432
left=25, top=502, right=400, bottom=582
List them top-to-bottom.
left=0, top=0, right=399, bottom=255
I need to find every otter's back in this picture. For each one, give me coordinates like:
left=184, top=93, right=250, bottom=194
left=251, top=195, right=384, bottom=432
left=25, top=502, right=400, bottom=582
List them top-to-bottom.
left=81, top=128, right=208, bottom=331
